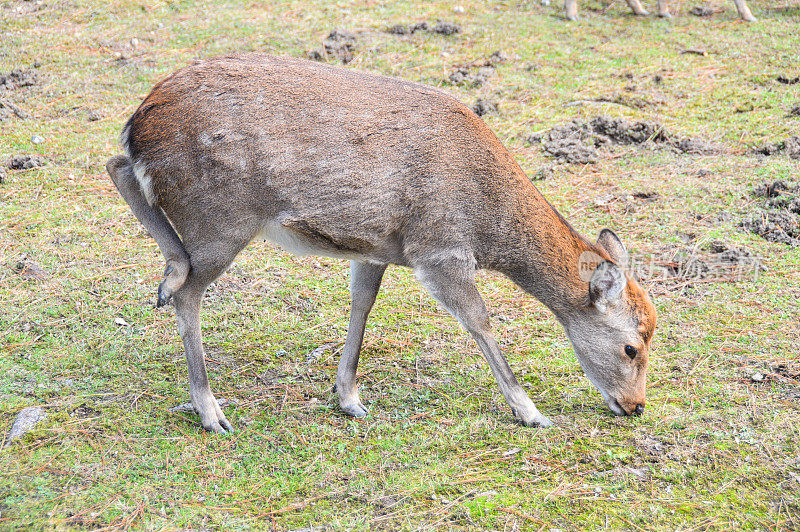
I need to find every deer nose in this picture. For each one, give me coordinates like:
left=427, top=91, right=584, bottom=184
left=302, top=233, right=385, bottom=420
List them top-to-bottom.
left=633, top=404, right=645, bottom=416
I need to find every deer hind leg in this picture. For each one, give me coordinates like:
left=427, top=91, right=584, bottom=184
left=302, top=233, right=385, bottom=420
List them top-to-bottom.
left=564, top=0, right=579, bottom=20
left=625, top=0, right=649, bottom=16
left=657, top=0, right=671, bottom=17
left=732, top=0, right=755, bottom=20
left=106, top=155, right=189, bottom=307
left=172, top=239, right=247, bottom=434
left=414, top=257, right=553, bottom=428
left=336, top=261, right=386, bottom=418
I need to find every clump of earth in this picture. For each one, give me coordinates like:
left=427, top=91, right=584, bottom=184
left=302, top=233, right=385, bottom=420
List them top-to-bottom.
left=384, top=21, right=461, bottom=36
left=307, top=30, right=359, bottom=64
left=446, top=51, right=506, bottom=88
left=0, top=68, right=39, bottom=91
left=472, top=98, right=499, bottom=116
left=0, top=99, right=28, bottom=121
left=788, top=102, right=800, bottom=117
left=528, top=115, right=719, bottom=164
left=754, top=136, right=800, bottom=160
left=6, top=154, right=49, bottom=170
left=740, top=180, right=800, bottom=246
left=650, top=241, right=764, bottom=285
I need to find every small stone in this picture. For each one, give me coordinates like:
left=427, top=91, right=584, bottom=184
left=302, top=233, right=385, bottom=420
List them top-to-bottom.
left=452, top=5, right=465, bottom=13
left=31, top=134, right=44, bottom=144
left=114, top=317, right=130, bottom=327
left=751, top=372, right=765, bottom=382
left=5, top=406, right=46, bottom=446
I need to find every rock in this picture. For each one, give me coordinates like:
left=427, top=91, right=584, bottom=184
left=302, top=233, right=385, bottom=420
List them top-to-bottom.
left=31, top=135, right=44, bottom=144
left=751, top=372, right=765, bottom=382
left=5, top=406, right=46, bottom=446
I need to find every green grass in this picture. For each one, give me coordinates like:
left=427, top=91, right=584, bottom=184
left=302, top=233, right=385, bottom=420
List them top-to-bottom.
left=1, top=0, right=799, bottom=529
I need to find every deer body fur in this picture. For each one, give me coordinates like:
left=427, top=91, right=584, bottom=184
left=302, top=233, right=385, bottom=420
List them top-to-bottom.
left=108, top=54, right=656, bottom=433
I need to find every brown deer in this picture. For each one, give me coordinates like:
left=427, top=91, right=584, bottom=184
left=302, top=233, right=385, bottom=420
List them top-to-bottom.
left=563, top=0, right=755, bottom=21
left=107, top=54, right=657, bottom=434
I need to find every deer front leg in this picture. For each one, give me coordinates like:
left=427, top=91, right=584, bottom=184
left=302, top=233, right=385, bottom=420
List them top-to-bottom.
left=657, top=0, right=671, bottom=17
left=732, top=0, right=755, bottom=21
left=416, top=259, right=553, bottom=427
left=336, top=261, right=386, bottom=418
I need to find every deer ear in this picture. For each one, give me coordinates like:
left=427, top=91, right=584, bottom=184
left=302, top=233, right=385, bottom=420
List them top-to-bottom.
left=597, top=229, right=628, bottom=265
left=589, top=260, right=626, bottom=312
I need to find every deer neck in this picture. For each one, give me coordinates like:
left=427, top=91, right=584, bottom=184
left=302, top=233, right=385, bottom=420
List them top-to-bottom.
left=490, top=182, right=608, bottom=321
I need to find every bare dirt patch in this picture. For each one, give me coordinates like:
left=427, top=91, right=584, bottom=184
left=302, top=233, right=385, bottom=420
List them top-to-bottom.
left=384, top=21, right=461, bottom=36
left=307, top=30, right=359, bottom=64
left=446, top=51, right=506, bottom=88
left=0, top=67, right=39, bottom=91
left=472, top=98, right=499, bottom=116
left=0, top=99, right=28, bottom=121
left=527, top=115, right=719, bottom=164
left=754, top=136, right=800, bottom=160
left=5, top=155, right=49, bottom=170
left=740, top=180, right=800, bottom=246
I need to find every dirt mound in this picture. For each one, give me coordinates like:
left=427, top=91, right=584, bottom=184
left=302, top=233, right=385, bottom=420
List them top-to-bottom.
left=384, top=21, right=460, bottom=36
left=307, top=30, right=358, bottom=64
left=445, top=51, right=506, bottom=88
left=0, top=68, right=39, bottom=91
left=472, top=98, right=499, bottom=116
left=0, top=99, right=28, bottom=121
left=528, top=116, right=716, bottom=164
left=754, top=136, right=800, bottom=160
left=6, top=154, right=49, bottom=170
left=740, top=181, right=800, bottom=246
left=649, top=241, right=764, bottom=286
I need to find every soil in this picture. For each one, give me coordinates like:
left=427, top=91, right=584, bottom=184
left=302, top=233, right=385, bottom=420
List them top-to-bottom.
left=689, top=6, right=720, bottom=16
left=385, top=20, right=460, bottom=36
left=323, top=29, right=358, bottom=64
left=307, top=30, right=359, bottom=64
left=446, top=51, right=505, bottom=88
left=447, top=66, right=493, bottom=87
left=0, top=68, right=39, bottom=91
left=0, top=98, right=28, bottom=121
left=472, top=98, right=499, bottom=116
left=788, top=102, right=800, bottom=117
left=529, top=115, right=720, bottom=163
left=755, top=136, right=800, bottom=160
left=5, top=154, right=48, bottom=170
left=740, top=180, right=800, bottom=246
left=650, top=241, right=765, bottom=284
left=13, top=258, right=48, bottom=280
left=70, top=404, right=101, bottom=419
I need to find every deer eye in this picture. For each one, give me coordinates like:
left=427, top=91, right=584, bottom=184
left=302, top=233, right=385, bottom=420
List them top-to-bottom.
left=624, top=345, right=638, bottom=360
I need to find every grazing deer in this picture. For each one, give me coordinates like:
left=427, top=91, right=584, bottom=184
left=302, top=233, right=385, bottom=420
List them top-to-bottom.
left=563, top=0, right=755, bottom=21
left=108, top=54, right=656, bottom=434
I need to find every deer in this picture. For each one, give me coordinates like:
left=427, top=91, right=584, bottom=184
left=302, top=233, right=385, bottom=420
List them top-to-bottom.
left=562, top=0, right=755, bottom=21
left=107, top=53, right=657, bottom=434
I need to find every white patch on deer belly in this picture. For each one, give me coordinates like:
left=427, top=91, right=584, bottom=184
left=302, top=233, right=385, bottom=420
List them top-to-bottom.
left=255, top=220, right=369, bottom=262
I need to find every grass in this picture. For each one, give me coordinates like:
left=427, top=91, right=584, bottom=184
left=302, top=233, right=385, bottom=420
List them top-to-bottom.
left=1, top=0, right=799, bottom=529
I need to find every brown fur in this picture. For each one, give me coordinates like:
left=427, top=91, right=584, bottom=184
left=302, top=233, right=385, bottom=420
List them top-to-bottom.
left=110, top=54, right=657, bottom=433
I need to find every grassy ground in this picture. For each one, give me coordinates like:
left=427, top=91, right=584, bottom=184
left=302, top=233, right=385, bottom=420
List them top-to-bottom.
left=1, top=0, right=799, bottom=529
